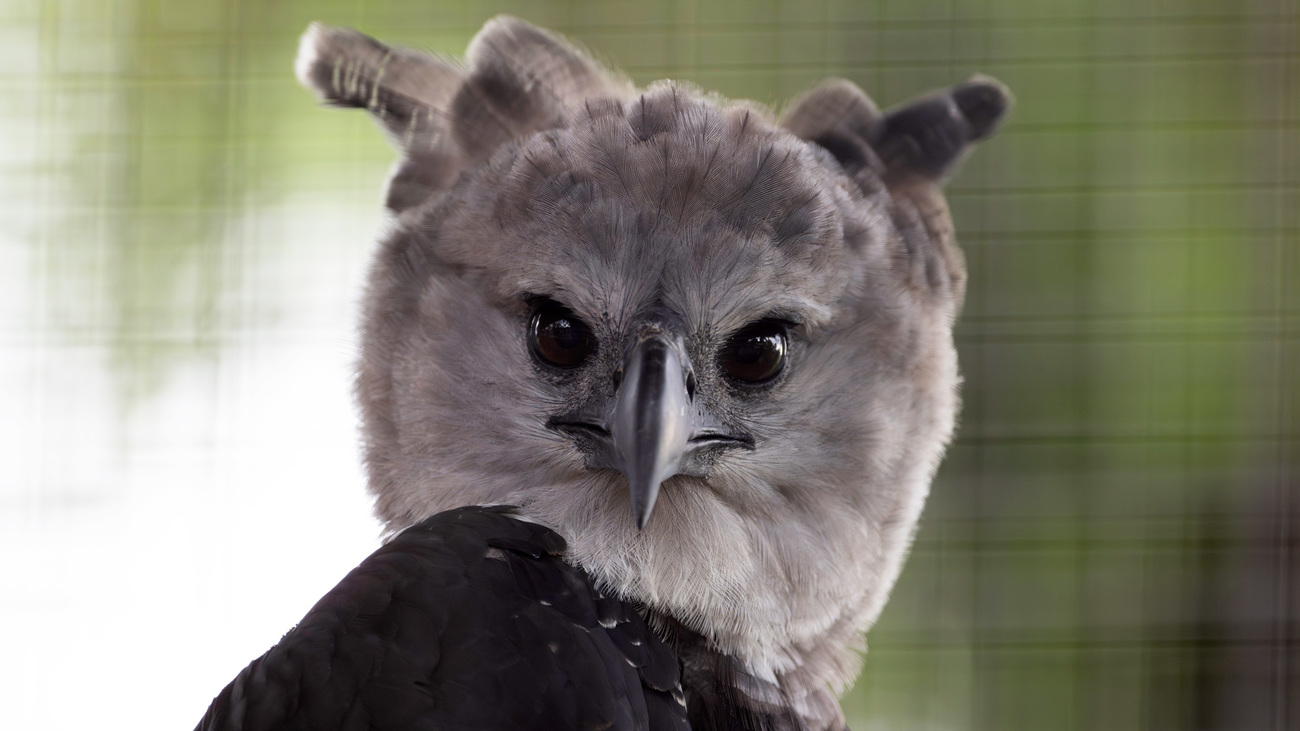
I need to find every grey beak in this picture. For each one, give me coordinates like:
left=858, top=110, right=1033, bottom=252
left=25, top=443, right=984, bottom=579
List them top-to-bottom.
left=545, top=329, right=755, bottom=530
left=609, top=333, right=692, bottom=530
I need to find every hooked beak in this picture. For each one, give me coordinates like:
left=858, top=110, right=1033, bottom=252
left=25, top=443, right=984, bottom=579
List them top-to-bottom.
left=546, top=328, right=755, bottom=530
left=610, top=333, right=692, bottom=530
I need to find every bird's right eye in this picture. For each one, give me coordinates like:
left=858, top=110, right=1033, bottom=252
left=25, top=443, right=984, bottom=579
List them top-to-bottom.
left=529, top=300, right=596, bottom=369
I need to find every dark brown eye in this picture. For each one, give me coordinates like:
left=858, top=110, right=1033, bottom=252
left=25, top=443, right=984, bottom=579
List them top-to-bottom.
left=529, top=300, right=596, bottom=369
left=719, top=320, right=788, bottom=385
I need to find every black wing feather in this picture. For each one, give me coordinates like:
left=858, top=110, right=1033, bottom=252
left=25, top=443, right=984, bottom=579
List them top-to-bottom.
left=195, top=506, right=690, bottom=731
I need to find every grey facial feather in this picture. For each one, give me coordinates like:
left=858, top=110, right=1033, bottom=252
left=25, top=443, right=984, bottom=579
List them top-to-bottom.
left=296, top=15, right=1009, bottom=730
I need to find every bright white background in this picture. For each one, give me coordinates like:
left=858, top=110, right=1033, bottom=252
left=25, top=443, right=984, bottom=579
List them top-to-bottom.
left=0, top=4, right=417, bottom=726
left=1, top=141, right=390, bottom=731
left=0, top=198, right=386, bottom=729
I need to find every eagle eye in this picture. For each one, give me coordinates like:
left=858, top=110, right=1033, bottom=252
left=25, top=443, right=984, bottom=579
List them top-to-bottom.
left=529, top=299, right=596, bottom=369
left=719, top=319, right=788, bottom=385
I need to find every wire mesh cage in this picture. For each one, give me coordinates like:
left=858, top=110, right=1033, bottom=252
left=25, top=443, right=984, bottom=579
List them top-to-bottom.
left=1, top=1, right=1295, bottom=729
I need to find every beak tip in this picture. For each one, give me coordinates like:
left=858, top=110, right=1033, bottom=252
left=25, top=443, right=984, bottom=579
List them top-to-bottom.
left=630, top=479, right=660, bottom=531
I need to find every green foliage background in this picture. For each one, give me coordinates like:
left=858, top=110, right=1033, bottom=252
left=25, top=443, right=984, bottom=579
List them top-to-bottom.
left=5, top=0, right=1295, bottom=728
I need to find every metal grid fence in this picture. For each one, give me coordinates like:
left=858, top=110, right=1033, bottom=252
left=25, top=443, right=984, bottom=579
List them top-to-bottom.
left=3, top=1, right=1295, bottom=729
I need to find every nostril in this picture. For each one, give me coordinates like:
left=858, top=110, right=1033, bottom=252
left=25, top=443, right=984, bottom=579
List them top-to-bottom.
left=612, top=366, right=623, bottom=390
left=686, top=370, right=697, bottom=401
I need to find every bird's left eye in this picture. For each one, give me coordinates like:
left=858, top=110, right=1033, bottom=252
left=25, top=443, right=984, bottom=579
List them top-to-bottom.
left=529, top=300, right=596, bottom=369
left=719, top=320, right=788, bottom=385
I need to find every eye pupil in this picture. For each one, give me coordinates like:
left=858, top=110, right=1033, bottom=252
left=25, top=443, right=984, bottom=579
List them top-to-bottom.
left=530, top=301, right=596, bottom=369
left=552, top=319, right=584, bottom=349
left=720, top=320, right=788, bottom=384
left=733, top=339, right=765, bottom=365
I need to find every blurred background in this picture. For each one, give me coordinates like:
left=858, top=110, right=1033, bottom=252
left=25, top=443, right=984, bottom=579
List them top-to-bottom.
left=1, top=0, right=1295, bottom=729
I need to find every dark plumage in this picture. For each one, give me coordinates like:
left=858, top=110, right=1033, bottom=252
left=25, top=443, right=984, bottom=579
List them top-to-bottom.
left=196, top=507, right=689, bottom=731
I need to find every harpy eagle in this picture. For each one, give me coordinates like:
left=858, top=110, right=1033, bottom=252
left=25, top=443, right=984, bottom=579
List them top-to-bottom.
left=196, top=16, right=1010, bottom=731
